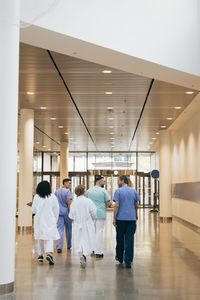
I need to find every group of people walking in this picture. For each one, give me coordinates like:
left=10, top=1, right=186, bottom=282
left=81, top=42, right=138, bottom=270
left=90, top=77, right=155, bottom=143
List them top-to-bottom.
left=32, top=175, right=140, bottom=268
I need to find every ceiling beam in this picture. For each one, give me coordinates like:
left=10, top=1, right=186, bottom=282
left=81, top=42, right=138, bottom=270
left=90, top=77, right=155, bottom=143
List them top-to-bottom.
left=47, top=50, right=97, bottom=149
left=129, top=79, right=154, bottom=150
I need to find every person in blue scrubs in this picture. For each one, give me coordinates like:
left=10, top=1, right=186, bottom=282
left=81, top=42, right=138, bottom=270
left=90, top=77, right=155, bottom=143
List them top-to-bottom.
left=113, top=175, right=140, bottom=268
left=55, top=178, right=72, bottom=253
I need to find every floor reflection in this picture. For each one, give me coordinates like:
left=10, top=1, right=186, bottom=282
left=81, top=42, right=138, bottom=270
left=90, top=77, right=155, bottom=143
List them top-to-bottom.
left=2, top=209, right=200, bottom=299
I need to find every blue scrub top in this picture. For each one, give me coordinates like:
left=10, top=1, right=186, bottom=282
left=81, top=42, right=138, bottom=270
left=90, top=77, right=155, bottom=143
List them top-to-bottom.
left=113, top=186, right=140, bottom=221
left=55, top=188, right=72, bottom=216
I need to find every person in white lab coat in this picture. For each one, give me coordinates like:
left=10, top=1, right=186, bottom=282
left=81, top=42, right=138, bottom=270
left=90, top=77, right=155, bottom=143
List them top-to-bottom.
left=32, top=181, right=60, bottom=265
left=69, top=185, right=97, bottom=268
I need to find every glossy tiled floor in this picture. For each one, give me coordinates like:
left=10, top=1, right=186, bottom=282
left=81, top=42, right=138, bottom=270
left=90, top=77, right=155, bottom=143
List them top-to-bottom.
left=1, top=209, right=200, bottom=300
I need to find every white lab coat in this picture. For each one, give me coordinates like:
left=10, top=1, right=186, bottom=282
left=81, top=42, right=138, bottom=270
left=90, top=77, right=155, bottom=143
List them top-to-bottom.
left=32, top=194, right=60, bottom=240
left=69, top=195, right=97, bottom=256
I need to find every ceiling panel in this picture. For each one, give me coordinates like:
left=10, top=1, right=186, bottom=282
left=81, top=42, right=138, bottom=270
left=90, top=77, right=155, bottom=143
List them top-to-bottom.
left=19, top=43, right=198, bottom=152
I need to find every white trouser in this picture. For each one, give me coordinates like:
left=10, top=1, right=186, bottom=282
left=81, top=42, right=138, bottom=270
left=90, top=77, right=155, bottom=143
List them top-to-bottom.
left=95, top=219, right=105, bottom=255
left=38, top=240, right=54, bottom=255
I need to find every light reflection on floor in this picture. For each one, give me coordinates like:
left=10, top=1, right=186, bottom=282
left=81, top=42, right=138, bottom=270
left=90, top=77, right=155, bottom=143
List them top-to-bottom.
left=1, top=209, right=200, bottom=299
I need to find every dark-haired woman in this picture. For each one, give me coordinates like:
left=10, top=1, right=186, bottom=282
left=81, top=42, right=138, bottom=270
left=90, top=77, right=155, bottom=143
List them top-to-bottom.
left=32, top=181, right=60, bottom=265
left=69, top=185, right=97, bottom=268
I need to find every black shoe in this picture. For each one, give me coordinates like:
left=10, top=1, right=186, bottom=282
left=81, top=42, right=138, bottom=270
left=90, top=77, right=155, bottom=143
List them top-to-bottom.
left=67, top=247, right=71, bottom=250
left=57, top=249, right=62, bottom=253
left=46, top=254, right=54, bottom=265
left=96, top=254, right=104, bottom=258
left=37, top=255, right=44, bottom=263
left=80, top=255, right=87, bottom=268
left=115, top=256, right=123, bottom=264
left=125, top=263, right=131, bottom=268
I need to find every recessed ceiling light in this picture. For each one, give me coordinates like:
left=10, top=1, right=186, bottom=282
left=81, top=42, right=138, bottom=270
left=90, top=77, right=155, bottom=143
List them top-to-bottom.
left=102, top=70, right=112, bottom=74
left=27, top=91, right=34, bottom=95
left=185, top=91, right=194, bottom=94
left=105, top=92, right=112, bottom=95
left=175, top=106, right=182, bottom=110
left=40, top=107, right=46, bottom=110
left=107, top=107, right=113, bottom=110
left=50, top=117, right=56, bottom=120
left=167, top=117, right=173, bottom=120
left=108, top=118, right=114, bottom=120
left=161, top=125, right=167, bottom=128
left=58, top=126, right=63, bottom=128
left=109, top=126, right=114, bottom=129
left=64, top=132, right=68, bottom=135
left=110, top=132, right=114, bottom=134
left=156, top=132, right=159, bottom=135
left=110, top=137, right=115, bottom=140
left=152, top=138, right=157, bottom=140
left=36, top=142, right=40, bottom=144
left=149, top=142, right=153, bottom=145
left=42, top=145, right=46, bottom=148
left=48, top=148, right=51, bottom=151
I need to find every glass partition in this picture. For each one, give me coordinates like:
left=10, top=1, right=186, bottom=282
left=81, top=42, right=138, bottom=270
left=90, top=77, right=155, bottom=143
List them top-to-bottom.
left=31, top=150, right=155, bottom=207
left=33, top=152, right=42, bottom=172
left=69, top=152, right=87, bottom=171
left=87, top=152, right=137, bottom=170
left=44, top=153, right=51, bottom=171
left=138, top=153, right=151, bottom=173
left=52, top=154, right=59, bottom=171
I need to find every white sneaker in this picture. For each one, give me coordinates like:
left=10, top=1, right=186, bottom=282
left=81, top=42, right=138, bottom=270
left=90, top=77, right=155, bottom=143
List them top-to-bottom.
left=80, top=255, right=86, bottom=268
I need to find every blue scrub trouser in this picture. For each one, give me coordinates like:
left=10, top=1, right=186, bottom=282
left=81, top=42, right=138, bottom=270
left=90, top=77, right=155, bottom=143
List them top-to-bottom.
left=56, top=215, right=72, bottom=249
left=116, top=220, right=136, bottom=264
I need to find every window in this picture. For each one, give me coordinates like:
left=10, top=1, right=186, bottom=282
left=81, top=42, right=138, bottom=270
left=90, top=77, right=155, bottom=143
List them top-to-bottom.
left=138, top=153, right=151, bottom=173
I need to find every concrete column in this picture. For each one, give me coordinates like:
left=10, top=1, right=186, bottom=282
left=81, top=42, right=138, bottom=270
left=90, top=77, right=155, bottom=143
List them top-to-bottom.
left=0, top=0, right=20, bottom=294
left=18, top=109, right=34, bottom=228
left=159, top=130, right=172, bottom=219
left=60, top=142, right=69, bottom=186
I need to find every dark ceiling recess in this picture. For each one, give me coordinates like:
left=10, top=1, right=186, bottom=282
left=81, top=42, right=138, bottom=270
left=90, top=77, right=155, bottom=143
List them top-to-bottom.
left=47, top=50, right=97, bottom=149
left=129, top=79, right=155, bottom=150
left=18, top=112, right=60, bottom=146
left=34, top=125, right=60, bottom=146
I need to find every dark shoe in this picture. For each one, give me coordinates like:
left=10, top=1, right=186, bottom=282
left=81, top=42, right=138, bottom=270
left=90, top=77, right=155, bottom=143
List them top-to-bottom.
left=67, top=248, right=71, bottom=250
left=57, top=249, right=62, bottom=253
left=46, top=254, right=54, bottom=265
left=96, top=254, right=104, bottom=258
left=37, top=255, right=44, bottom=263
left=80, top=255, right=87, bottom=268
left=115, top=256, right=123, bottom=264
left=115, top=256, right=118, bottom=261
left=125, top=264, right=131, bottom=268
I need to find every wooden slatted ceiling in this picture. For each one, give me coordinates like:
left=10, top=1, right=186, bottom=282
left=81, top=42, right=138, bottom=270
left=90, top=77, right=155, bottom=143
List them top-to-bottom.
left=19, top=43, right=198, bottom=152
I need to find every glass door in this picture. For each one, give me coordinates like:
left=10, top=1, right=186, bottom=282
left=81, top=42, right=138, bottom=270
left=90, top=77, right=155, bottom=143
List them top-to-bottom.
left=136, top=173, right=152, bottom=207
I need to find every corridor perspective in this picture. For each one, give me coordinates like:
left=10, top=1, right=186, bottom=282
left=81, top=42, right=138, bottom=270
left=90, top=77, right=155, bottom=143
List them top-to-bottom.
left=1, top=1, right=200, bottom=299
left=5, top=210, right=200, bottom=300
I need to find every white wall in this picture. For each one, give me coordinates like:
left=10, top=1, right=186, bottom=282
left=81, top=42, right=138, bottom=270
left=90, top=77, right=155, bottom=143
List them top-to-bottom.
left=20, top=0, right=200, bottom=89
left=171, top=93, right=200, bottom=226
